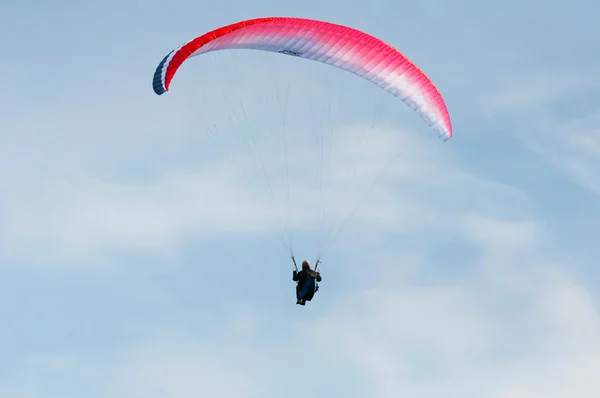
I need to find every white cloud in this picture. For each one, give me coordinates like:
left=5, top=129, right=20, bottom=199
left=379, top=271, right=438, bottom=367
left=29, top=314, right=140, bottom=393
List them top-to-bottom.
left=478, top=63, right=600, bottom=197
left=479, top=67, right=600, bottom=116
left=521, top=109, right=600, bottom=195
left=0, top=114, right=463, bottom=262
left=0, top=117, right=537, bottom=270
left=1, top=134, right=596, bottom=397
left=0, top=166, right=271, bottom=268
left=461, top=212, right=539, bottom=250
left=304, top=241, right=600, bottom=398
left=8, top=244, right=598, bottom=398
left=2, top=332, right=265, bottom=398
left=109, top=332, right=265, bottom=398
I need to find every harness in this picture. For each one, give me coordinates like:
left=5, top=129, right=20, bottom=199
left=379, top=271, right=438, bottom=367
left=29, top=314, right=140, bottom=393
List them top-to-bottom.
left=292, top=255, right=321, bottom=298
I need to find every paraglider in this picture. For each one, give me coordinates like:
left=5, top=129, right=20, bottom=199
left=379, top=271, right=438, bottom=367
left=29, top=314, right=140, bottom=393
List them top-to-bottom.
left=151, top=16, right=453, bottom=305
left=292, top=258, right=322, bottom=305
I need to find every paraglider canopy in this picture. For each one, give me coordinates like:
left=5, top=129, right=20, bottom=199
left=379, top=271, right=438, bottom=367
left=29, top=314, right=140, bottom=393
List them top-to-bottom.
left=152, top=16, right=452, bottom=141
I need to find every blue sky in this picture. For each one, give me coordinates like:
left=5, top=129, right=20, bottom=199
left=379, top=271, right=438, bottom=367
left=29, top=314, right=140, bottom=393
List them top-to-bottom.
left=1, top=0, right=599, bottom=397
